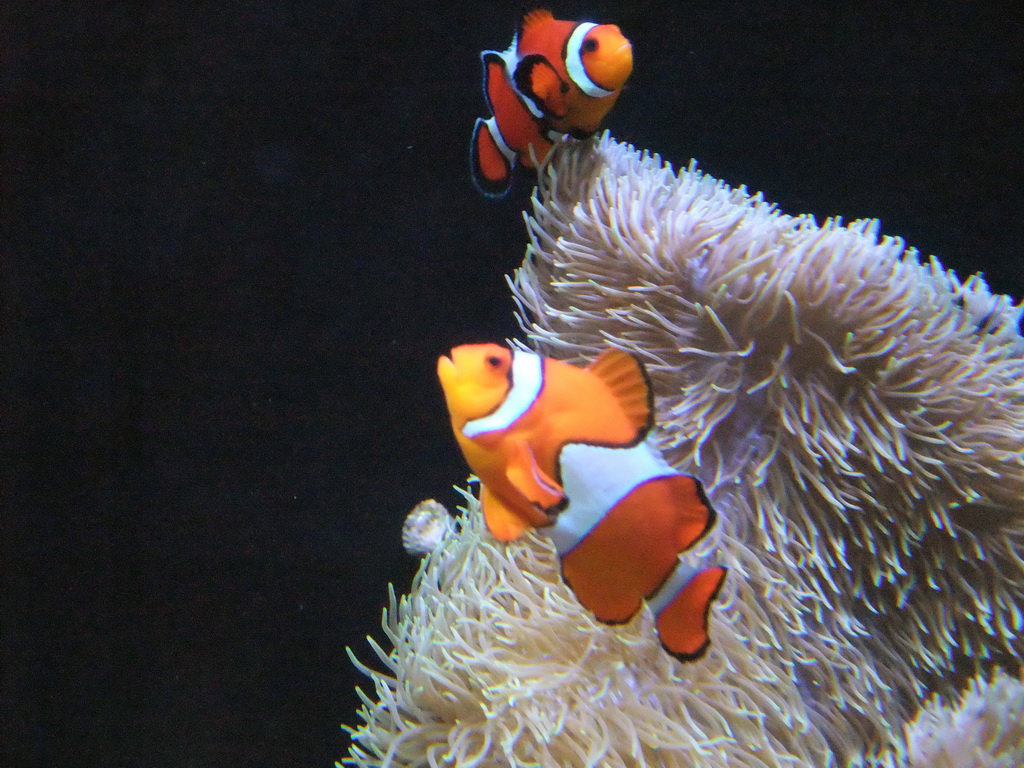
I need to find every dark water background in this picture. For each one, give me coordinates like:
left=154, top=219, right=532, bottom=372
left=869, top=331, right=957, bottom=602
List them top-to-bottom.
left=3, top=1, right=1022, bottom=765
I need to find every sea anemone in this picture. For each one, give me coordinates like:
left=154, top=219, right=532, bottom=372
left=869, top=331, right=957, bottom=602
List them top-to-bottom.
left=343, top=135, right=1024, bottom=766
left=510, top=135, right=1024, bottom=756
left=346, top=493, right=837, bottom=768
left=898, top=669, right=1024, bottom=767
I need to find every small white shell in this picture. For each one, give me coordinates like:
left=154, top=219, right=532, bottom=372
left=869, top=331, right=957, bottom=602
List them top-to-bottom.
left=402, top=499, right=454, bottom=555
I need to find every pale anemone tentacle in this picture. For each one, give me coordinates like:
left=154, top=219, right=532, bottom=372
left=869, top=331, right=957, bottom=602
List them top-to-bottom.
left=510, top=134, right=1024, bottom=762
left=343, top=135, right=1024, bottom=767
left=345, top=499, right=836, bottom=768
left=887, top=669, right=1024, bottom=768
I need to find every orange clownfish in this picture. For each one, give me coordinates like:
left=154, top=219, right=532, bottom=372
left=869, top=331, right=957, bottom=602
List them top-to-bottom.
left=471, top=9, right=633, bottom=197
left=437, top=343, right=727, bottom=661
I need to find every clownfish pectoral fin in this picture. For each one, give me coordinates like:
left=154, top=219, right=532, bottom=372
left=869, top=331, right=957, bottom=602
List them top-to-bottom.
left=513, top=55, right=570, bottom=120
left=471, top=117, right=514, bottom=198
left=586, top=349, right=653, bottom=438
left=505, top=439, right=564, bottom=510
left=480, top=483, right=532, bottom=542
left=652, top=565, right=727, bottom=662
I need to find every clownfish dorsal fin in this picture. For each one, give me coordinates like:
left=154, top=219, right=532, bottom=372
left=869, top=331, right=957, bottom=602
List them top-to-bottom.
left=519, top=8, right=554, bottom=37
left=586, top=349, right=653, bottom=438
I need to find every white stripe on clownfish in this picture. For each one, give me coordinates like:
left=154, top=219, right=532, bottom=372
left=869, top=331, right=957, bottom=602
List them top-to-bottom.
left=495, top=23, right=616, bottom=117
left=565, top=23, right=615, bottom=98
left=490, top=42, right=549, bottom=121
left=480, top=116, right=517, bottom=167
left=462, top=349, right=544, bottom=438
left=546, top=440, right=677, bottom=555
left=646, top=560, right=707, bottom=616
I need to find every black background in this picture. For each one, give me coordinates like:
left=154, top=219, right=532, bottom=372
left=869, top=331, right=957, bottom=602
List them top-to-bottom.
left=3, top=2, right=1022, bottom=766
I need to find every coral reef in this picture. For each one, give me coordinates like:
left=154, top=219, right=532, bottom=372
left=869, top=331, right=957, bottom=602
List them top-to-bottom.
left=344, top=136, right=1024, bottom=766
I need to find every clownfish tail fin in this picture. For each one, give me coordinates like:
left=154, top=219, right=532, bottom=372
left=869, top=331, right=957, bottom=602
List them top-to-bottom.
left=471, top=117, right=514, bottom=198
left=586, top=349, right=653, bottom=437
left=650, top=564, right=727, bottom=662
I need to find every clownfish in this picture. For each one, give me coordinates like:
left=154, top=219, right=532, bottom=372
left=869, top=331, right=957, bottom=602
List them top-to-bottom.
left=471, top=9, right=633, bottom=197
left=437, top=343, right=727, bottom=660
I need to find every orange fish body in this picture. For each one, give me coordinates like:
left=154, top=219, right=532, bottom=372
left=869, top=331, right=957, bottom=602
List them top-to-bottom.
left=471, top=9, right=633, bottom=197
left=514, top=10, right=631, bottom=135
left=473, top=54, right=553, bottom=187
left=437, top=343, right=727, bottom=660
left=437, top=343, right=650, bottom=540
left=549, top=443, right=727, bottom=660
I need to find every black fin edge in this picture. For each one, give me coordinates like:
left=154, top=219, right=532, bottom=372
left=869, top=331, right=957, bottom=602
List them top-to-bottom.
left=470, top=118, right=514, bottom=198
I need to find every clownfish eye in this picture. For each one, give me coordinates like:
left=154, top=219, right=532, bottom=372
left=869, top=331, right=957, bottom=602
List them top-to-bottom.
left=582, top=37, right=598, bottom=53
left=486, top=355, right=502, bottom=368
